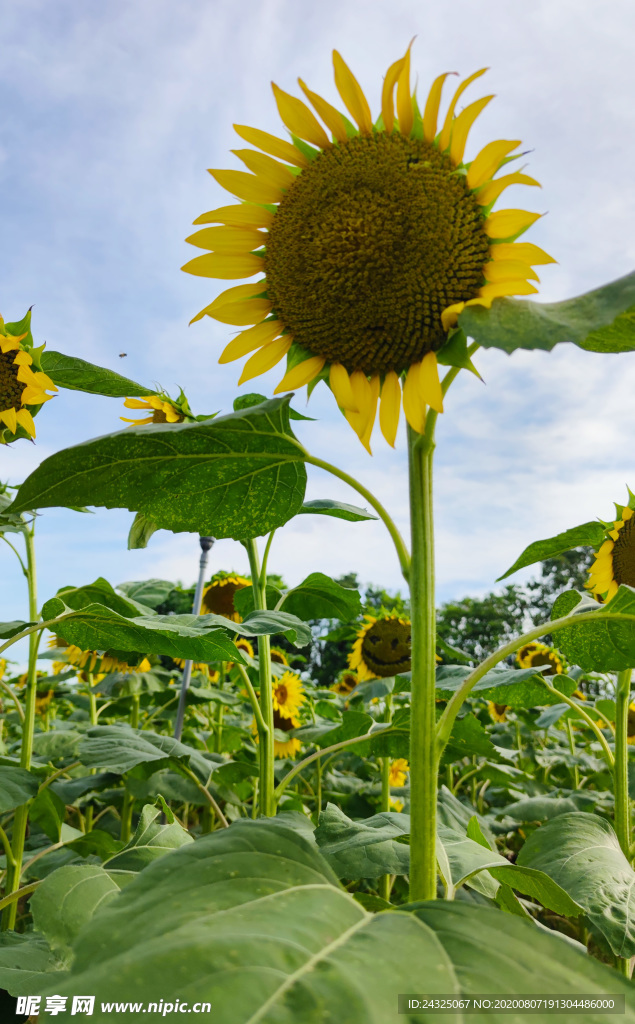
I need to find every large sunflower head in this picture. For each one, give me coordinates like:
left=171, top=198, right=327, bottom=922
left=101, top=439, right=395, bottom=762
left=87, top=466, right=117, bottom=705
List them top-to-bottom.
left=184, top=47, right=552, bottom=451
left=0, top=320, right=57, bottom=442
left=586, top=495, right=635, bottom=603
left=200, top=572, right=251, bottom=621
left=348, top=613, right=411, bottom=681
left=516, top=641, right=564, bottom=676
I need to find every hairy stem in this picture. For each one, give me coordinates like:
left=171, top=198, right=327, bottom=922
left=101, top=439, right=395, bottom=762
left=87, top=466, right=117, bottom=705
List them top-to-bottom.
left=244, top=539, right=275, bottom=816
left=614, top=669, right=633, bottom=860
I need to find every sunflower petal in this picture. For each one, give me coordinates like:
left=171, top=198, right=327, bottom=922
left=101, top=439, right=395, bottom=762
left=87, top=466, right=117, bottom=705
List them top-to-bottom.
left=396, top=47, right=413, bottom=136
left=332, top=51, right=373, bottom=133
left=381, top=54, right=407, bottom=134
left=439, top=68, right=488, bottom=152
left=422, top=72, right=453, bottom=143
left=298, top=79, right=349, bottom=143
left=271, top=83, right=331, bottom=149
left=449, top=95, right=494, bottom=165
left=233, top=124, right=309, bottom=167
left=466, top=139, right=521, bottom=190
left=232, top=149, right=294, bottom=189
left=208, top=169, right=283, bottom=205
left=476, top=173, right=540, bottom=208
left=192, top=204, right=274, bottom=228
left=485, top=209, right=542, bottom=240
left=185, top=226, right=266, bottom=253
left=489, top=242, right=556, bottom=266
left=182, top=252, right=264, bottom=280
left=484, top=260, right=539, bottom=283
left=190, top=280, right=268, bottom=324
left=476, top=280, right=539, bottom=303
left=208, top=298, right=272, bottom=327
left=441, top=302, right=465, bottom=332
left=219, top=320, right=283, bottom=363
left=0, top=336, right=19, bottom=354
left=238, top=336, right=292, bottom=384
left=12, top=350, right=32, bottom=366
left=420, top=352, right=443, bottom=414
left=273, top=355, right=325, bottom=393
left=329, top=362, right=358, bottom=412
left=402, top=362, right=427, bottom=434
left=379, top=370, right=401, bottom=447
left=345, top=371, right=374, bottom=449
left=360, top=375, right=380, bottom=452
left=20, top=386, right=52, bottom=405
left=123, top=398, right=152, bottom=409
left=0, top=407, right=17, bottom=433
left=15, top=407, right=36, bottom=437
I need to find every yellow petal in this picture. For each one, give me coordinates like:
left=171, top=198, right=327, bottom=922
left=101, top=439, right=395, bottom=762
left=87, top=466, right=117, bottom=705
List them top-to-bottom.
left=396, top=47, right=413, bottom=136
left=332, top=51, right=373, bottom=134
left=381, top=54, right=407, bottom=134
left=439, top=68, right=488, bottom=151
left=422, top=72, right=453, bottom=143
left=298, top=79, right=349, bottom=143
left=271, top=82, right=331, bottom=149
left=449, top=95, right=494, bottom=165
left=233, top=124, right=309, bottom=167
left=466, top=140, right=521, bottom=190
left=232, top=149, right=294, bottom=189
left=207, top=169, right=283, bottom=205
left=476, top=173, right=540, bottom=208
left=192, top=204, right=274, bottom=228
left=485, top=209, right=541, bottom=240
left=185, top=226, right=266, bottom=253
left=489, top=242, right=556, bottom=266
left=181, top=252, right=264, bottom=280
left=484, top=260, right=539, bottom=283
left=190, top=280, right=268, bottom=324
left=476, top=280, right=539, bottom=302
left=208, top=298, right=272, bottom=327
left=441, top=302, right=465, bottom=332
left=219, top=320, right=283, bottom=363
left=0, top=336, right=19, bottom=353
left=238, top=336, right=292, bottom=384
left=12, top=350, right=32, bottom=366
left=420, top=352, right=443, bottom=414
left=273, top=355, right=325, bottom=393
left=329, top=362, right=358, bottom=412
left=402, top=362, right=426, bottom=434
left=379, top=370, right=401, bottom=447
left=32, top=371, right=56, bottom=391
left=344, top=371, right=373, bottom=446
left=360, top=375, right=380, bottom=452
left=20, top=386, right=51, bottom=405
left=124, top=398, right=152, bottom=409
left=0, top=407, right=17, bottom=433
left=15, top=407, right=36, bottom=437
left=121, top=415, right=154, bottom=426
left=623, top=507, right=634, bottom=521
left=598, top=539, right=615, bottom=555
left=606, top=581, right=619, bottom=601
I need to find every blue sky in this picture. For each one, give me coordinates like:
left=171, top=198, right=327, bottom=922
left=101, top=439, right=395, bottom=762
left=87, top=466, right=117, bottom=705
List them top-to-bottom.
left=2, top=0, right=635, bottom=665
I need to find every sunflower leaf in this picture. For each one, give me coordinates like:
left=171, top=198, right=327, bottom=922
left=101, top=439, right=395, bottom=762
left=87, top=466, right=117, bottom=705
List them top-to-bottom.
left=459, top=271, right=635, bottom=354
left=40, top=350, right=156, bottom=398
left=9, top=397, right=307, bottom=540
left=298, top=498, right=378, bottom=522
left=127, top=511, right=159, bottom=550
left=497, top=522, right=605, bottom=580
left=279, top=572, right=362, bottom=622
left=551, top=585, right=635, bottom=671
left=435, top=664, right=577, bottom=707
left=78, top=725, right=213, bottom=781
left=0, top=766, right=40, bottom=812
left=0, top=932, right=67, bottom=996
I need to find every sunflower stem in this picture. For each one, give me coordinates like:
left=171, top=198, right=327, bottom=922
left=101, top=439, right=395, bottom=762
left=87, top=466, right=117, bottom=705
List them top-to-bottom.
left=407, top=420, right=438, bottom=903
left=244, top=539, right=275, bottom=817
left=614, top=669, right=633, bottom=860
left=379, top=693, right=393, bottom=902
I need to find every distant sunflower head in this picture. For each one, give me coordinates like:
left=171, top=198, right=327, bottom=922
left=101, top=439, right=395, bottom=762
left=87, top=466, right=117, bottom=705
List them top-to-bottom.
left=184, top=47, right=552, bottom=452
left=0, top=320, right=57, bottom=442
left=120, top=391, right=193, bottom=427
left=586, top=495, right=635, bottom=603
left=200, top=572, right=251, bottom=621
left=349, top=614, right=411, bottom=681
left=235, top=638, right=255, bottom=659
left=54, top=640, right=148, bottom=676
left=516, top=641, right=564, bottom=676
left=270, top=647, right=289, bottom=666
left=0, top=658, right=6, bottom=681
left=172, top=658, right=217, bottom=679
left=272, top=670, right=305, bottom=719
left=331, top=670, right=358, bottom=695
left=35, top=689, right=55, bottom=715
left=487, top=701, right=508, bottom=723
left=628, top=703, right=635, bottom=745
left=389, top=758, right=410, bottom=787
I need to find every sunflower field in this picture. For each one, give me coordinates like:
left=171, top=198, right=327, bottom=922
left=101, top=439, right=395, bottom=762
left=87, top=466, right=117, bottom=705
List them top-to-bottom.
left=3, top=41, right=635, bottom=1024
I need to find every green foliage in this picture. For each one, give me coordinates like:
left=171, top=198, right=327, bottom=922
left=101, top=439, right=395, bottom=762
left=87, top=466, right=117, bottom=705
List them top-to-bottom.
left=40, top=350, right=156, bottom=398
left=552, top=586, right=635, bottom=671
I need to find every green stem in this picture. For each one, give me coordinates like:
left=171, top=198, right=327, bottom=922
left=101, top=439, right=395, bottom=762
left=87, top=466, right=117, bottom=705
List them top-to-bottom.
left=407, top=420, right=438, bottom=902
left=303, top=455, right=411, bottom=581
left=260, top=531, right=276, bottom=586
left=0, top=534, right=28, bottom=578
left=244, top=539, right=275, bottom=817
left=0, top=615, right=65, bottom=658
left=235, top=664, right=269, bottom=735
left=614, top=669, right=632, bottom=860
left=0, top=679, right=24, bottom=722
left=541, top=681, right=614, bottom=769
left=379, top=693, right=393, bottom=902
left=565, top=719, right=580, bottom=790
left=274, top=728, right=394, bottom=803
left=181, top=765, right=228, bottom=828
left=0, top=880, right=39, bottom=915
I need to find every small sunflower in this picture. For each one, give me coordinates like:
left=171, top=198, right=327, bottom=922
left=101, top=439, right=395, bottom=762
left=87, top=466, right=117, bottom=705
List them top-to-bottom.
left=184, top=46, right=552, bottom=451
left=0, top=324, right=57, bottom=441
left=121, top=391, right=192, bottom=426
left=586, top=497, right=635, bottom=603
left=200, top=572, right=251, bottom=622
left=349, top=614, right=411, bottom=681
left=48, top=636, right=150, bottom=675
left=236, top=638, right=255, bottom=659
left=516, top=641, right=564, bottom=676
left=270, top=647, right=289, bottom=666
left=0, top=658, right=6, bottom=681
left=272, top=670, right=305, bottom=719
left=331, top=670, right=359, bottom=696
left=35, top=690, right=55, bottom=715
left=487, top=701, right=508, bottom=723
left=627, top=703, right=635, bottom=745
left=271, top=710, right=302, bottom=758
left=389, top=758, right=410, bottom=787
left=390, top=797, right=405, bottom=813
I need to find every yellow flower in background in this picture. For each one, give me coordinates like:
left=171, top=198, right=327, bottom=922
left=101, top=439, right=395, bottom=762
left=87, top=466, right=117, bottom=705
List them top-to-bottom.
left=183, top=46, right=552, bottom=451
left=0, top=329, right=57, bottom=440
left=121, top=394, right=185, bottom=426
left=586, top=500, right=635, bottom=603
left=200, top=572, right=251, bottom=622
left=349, top=614, right=411, bottom=680
left=48, top=636, right=150, bottom=675
left=236, top=638, right=255, bottom=659
left=516, top=641, right=564, bottom=676
left=270, top=647, right=289, bottom=666
left=0, top=658, right=6, bottom=681
left=172, top=658, right=219, bottom=682
left=331, top=670, right=358, bottom=696
left=272, top=671, right=305, bottom=719
left=35, top=689, right=55, bottom=715
left=487, top=701, right=508, bottom=723
left=628, top=703, right=635, bottom=745
left=271, top=710, right=302, bottom=758
left=389, top=758, right=410, bottom=787
left=390, top=797, right=405, bottom=813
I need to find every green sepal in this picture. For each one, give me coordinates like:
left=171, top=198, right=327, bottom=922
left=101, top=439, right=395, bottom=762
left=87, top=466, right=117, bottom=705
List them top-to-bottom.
left=290, top=135, right=319, bottom=161
left=436, top=328, right=481, bottom=378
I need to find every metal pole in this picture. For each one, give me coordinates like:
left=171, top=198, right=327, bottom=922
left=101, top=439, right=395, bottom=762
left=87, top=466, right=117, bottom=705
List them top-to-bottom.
left=174, top=536, right=214, bottom=740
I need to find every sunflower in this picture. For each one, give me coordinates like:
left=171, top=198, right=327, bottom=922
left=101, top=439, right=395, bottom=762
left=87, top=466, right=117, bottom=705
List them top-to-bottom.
left=183, top=47, right=552, bottom=451
left=0, top=328, right=57, bottom=441
left=121, top=389, right=195, bottom=427
left=586, top=499, right=635, bottom=602
left=200, top=572, right=251, bottom=622
left=349, top=614, right=411, bottom=681
left=48, top=636, right=151, bottom=675
left=236, top=638, right=255, bottom=659
left=516, top=641, right=564, bottom=676
left=270, top=647, right=289, bottom=666
left=0, top=658, right=6, bottom=681
left=172, top=658, right=219, bottom=682
left=272, top=670, right=305, bottom=719
left=331, top=670, right=359, bottom=695
left=35, top=690, right=55, bottom=715
left=487, top=701, right=508, bottom=723
left=627, top=703, right=635, bottom=745
left=271, top=710, right=302, bottom=758
left=389, top=758, right=410, bottom=787
left=390, top=797, right=405, bottom=813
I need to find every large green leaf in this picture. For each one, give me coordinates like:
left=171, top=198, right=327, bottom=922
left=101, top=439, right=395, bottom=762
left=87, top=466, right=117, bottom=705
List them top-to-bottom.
left=459, top=271, right=635, bottom=354
left=40, top=350, right=156, bottom=398
left=10, top=397, right=307, bottom=539
left=298, top=499, right=377, bottom=522
left=498, top=522, right=605, bottom=581
left=280, top=572, right=362, bottom=621
left=53, top=577, right=152, bottom=617
left=117, top=579, right=175, bottom=609
left=551, top=586, right=635, bottom=671
left=436, top=664, right=576, bottom=708
left=78, top=726, right=212, bottom=781
left=0, top=766, right=40, bottom=812
left=502, top=795, right=581, bottom=822
left=104, top=802, right=193, bottom=883
left=314, top=804, right=409, bottom=878
left=518, top=811, right=635, bottom=957
left=42, top=821, right=635, bottom=1022
left=30, top=864, right=121, bottom=954
left=0, top=933, right=66, bottom=996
